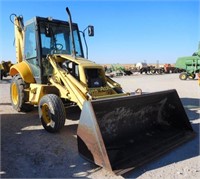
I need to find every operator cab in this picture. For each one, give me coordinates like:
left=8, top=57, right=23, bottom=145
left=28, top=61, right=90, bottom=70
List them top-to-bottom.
left=24, top=17, right=84, bottom=84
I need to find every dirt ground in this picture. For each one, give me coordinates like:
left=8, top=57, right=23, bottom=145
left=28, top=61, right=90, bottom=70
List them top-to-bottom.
left=0, top=73, right=200, bottom=179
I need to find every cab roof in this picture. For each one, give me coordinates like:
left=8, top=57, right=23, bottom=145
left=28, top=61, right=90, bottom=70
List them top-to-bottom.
left=25, top=16, right=78, bottom=27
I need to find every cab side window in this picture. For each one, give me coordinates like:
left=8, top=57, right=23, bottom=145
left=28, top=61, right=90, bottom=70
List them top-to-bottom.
left=24, top=22, right=39, bottom=77
left=24, top=23, right=37, bottom=59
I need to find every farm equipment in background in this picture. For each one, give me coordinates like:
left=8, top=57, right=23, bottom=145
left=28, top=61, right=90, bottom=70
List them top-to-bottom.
left=9, top=7, right=195, bottom=175
left=175, top=43, right=200, bottom=80
left=0, top=60, right=13, bottom=80
left=105, top=64, right=133, bottom=77
left=110, top=64, right=124, bottom=76
left=139, top=64, right=184, bottom=75
left=163, top=64, right=184, bottom=74
left=140, top=65, right=165, bottom=74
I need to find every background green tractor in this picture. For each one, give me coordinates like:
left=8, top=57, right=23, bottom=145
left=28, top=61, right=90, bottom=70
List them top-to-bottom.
left=175, top=43, right=200, bottom=80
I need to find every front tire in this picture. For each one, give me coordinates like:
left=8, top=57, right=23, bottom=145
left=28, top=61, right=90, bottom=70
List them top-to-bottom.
left=179, top=72, right=188, bottom=80
left=10, top=75, right=33, bottom=112
left=39, top=94, right=66, bottom=133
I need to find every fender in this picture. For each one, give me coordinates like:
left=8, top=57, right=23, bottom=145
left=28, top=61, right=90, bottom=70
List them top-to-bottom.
left=10, top=61, right=35, bottom=83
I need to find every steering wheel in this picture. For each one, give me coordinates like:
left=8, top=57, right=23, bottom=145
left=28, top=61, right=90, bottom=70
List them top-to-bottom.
left=50, top=43, right=63, bottom=54
left=55, top=43, right=63, bottom=50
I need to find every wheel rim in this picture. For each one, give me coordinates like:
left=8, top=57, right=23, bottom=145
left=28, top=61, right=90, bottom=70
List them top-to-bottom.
left=181, top=74, right=186, bottom=80
left=11, top=83, right=18, bottom=105
left=41, top=103, right=55, bottom=127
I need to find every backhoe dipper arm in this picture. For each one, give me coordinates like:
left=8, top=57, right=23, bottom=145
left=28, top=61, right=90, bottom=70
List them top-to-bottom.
left=11, top=14, right=24, bottom=63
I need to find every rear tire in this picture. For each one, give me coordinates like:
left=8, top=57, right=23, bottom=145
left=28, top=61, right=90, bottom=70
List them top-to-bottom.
left=179, top=72, right=188, bottom=80
left=188, top=73, right=196, bottom=80
left=10, top=75, right=33, bottom=112
left=38, top=94, right=66, bottom=133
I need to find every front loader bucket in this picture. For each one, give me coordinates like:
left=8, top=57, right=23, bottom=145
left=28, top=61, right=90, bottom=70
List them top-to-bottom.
left=77, top=89, right=195, bottom=175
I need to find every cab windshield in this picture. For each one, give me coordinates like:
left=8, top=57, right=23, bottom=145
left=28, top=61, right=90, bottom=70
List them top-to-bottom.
left=39, top=22, right=84, bottom=57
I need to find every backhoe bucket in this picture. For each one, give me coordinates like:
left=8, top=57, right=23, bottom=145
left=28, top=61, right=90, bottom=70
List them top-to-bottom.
left=77, top=89, right=195, bottom=175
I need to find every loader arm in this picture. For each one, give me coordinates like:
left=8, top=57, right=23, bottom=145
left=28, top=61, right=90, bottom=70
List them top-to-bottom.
left=48, top=55, right=88, bottom=109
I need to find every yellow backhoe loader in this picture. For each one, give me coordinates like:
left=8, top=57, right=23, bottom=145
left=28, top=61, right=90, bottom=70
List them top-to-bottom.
left=9, top=7, right=195, bottom=175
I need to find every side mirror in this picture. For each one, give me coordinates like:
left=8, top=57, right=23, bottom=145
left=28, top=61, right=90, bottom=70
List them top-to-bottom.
left=88, top=25, right=94, bottom=36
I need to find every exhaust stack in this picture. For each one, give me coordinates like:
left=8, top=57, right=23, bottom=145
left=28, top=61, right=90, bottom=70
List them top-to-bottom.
left=66, top=7, right=76, bottom=58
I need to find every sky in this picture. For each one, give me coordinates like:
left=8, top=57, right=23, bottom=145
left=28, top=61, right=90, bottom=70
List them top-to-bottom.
left=0, top=0, right=199, bottom=64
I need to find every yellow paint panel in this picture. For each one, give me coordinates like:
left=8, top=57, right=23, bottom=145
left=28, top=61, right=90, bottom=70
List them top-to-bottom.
left=10, top=61, right=35, bottom=83
left=29, top=84, right=59, bottom=105
left=29, top=84, right=44, bottom=105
